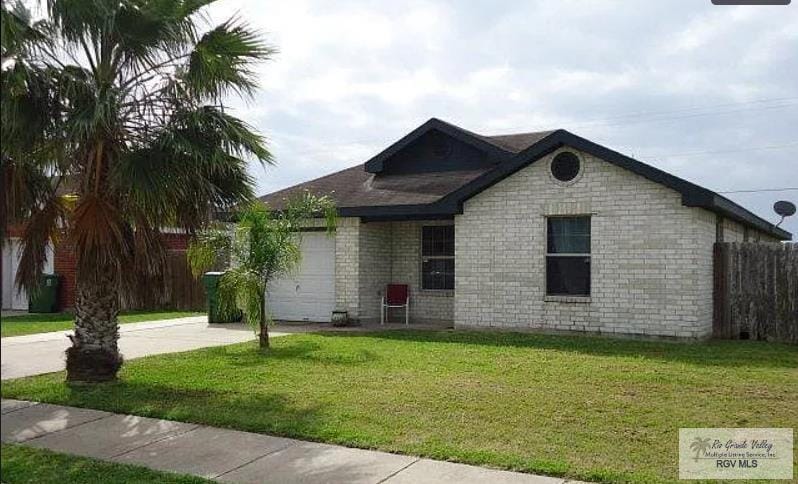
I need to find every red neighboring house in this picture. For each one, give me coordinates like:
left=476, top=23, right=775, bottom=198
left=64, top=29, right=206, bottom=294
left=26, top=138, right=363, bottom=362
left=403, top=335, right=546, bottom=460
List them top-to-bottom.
left=2, top=225, right=191, bottom=311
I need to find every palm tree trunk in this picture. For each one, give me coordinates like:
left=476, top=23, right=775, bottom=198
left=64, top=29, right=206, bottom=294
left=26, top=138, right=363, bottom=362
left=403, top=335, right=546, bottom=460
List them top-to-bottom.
left=66, top=265, right=123, bottom=382
left=259, top=296, right=269, bottom=349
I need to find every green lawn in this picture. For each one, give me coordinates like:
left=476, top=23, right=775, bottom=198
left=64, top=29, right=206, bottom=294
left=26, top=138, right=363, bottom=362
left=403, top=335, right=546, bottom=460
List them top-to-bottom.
left=1, top=310, right=203, bottom=338
left=2, top=331, right=796, bottom=483
left=0, top=444, right=210, bottom=484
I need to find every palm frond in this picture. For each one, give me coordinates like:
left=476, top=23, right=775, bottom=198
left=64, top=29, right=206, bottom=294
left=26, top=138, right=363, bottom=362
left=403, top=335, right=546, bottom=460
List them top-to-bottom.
left=45, top=0, right=116, bottom=46
left=114, top=0, right=211, bottom=62
left=1, top=1, right=50, bottom=63
left=182, top=17, right=275, bottom=101
left=1, top=62, right=63, bottom=162
left=114, top=104, right=270, bottom=231
left=167, top=104, right=272, bottom=162
left=1, top=157, right=53, bottom=235
left=71, top=192, right=130, bottom=273
left=15, top=193, right=68, bottom=293
left=119, top=218, right=169, bottom=305
left=186, top=223, right=232, bottom=277
left=218, top=266, right=263, bottom=329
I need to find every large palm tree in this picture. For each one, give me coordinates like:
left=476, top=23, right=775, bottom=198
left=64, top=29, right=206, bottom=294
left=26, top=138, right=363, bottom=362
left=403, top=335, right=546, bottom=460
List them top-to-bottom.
left=1, top=0, right=273, bottom=382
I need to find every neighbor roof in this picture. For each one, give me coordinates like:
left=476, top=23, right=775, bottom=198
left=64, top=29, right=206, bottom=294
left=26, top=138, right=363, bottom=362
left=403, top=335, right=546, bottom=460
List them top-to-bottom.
left=259, top=118, right=791, bottom=240
left=479, top=132, right=556, bottom=153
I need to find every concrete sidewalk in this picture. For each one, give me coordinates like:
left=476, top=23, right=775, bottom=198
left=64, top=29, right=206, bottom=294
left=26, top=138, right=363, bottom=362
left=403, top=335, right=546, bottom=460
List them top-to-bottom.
left=1, top=317, right=264, bottom=380
left=1, top=399, right=583, bottom=484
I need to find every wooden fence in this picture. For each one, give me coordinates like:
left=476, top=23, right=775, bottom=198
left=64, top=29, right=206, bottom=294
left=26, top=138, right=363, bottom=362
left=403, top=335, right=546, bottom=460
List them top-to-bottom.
left=713, top=242, right=797, bottom=344
left=120, top=251, right=206, bottom=311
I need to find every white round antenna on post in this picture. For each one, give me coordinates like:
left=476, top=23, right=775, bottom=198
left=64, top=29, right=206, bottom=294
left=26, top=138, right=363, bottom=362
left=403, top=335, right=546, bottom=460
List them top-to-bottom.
left=773, top=200, right=796, bottom=228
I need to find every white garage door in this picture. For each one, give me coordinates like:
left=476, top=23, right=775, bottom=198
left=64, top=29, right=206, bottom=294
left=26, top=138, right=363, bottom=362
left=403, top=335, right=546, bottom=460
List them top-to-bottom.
left=266, top=232, right=335, bottom=323
left=2, top=238, right=54, bottom=311
left=2, top=239, right=54, bottom=310
left=2, top=239, right=27, bottom=310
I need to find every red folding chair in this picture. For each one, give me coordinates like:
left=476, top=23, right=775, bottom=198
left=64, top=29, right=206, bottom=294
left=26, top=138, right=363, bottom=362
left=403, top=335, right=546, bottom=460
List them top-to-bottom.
left=381, top=284, right=409, bottom=326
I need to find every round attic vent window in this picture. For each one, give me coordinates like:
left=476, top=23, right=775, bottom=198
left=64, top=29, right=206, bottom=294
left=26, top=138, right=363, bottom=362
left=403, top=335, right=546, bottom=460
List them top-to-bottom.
left=551, top=151, right=581, bottom=183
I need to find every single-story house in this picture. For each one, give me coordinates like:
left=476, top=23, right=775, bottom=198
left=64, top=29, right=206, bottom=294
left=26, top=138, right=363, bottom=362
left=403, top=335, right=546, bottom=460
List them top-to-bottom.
left=263, top=118, right=791, bottom=339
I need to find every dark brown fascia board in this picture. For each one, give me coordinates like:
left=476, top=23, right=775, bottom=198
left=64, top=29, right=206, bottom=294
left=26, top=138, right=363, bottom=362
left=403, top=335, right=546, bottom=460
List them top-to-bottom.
left=706, top=193, right=790, bottom=239
left=339, top=203, right=455, bottom=220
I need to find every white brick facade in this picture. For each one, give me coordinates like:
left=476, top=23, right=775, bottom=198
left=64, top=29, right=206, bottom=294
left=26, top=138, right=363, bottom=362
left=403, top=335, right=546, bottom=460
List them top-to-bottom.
left=330, top=146, right=779, bottom=337
left=454, top=147, right=776, bottom=339
left=334, top=217, right=360, bottom=317
left=334, top=218, right=454, bottom=323
left=389, top=220, right=454, bottom=323
left=358, top=221, right=392, bottom=320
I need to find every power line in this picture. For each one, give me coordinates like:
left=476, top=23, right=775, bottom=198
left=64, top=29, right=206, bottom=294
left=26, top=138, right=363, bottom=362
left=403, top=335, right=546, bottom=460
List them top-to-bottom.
left=269, top=96, right=798, bottom=158
left=493, top=96, right=798, bottom=133
left=551, top=96, right=798, bottom=125
left=563, top=102, right=798, bottom=131
left=278, top=135, right=798, bottom=164
left=645, top=141, right=798, bottom=159
left=718, top=187, right=798, bottom=194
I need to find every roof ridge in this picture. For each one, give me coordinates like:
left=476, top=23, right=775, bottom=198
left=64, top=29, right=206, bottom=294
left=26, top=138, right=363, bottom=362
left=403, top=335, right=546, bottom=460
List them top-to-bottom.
left=476, top=129, right=558, bottom=153
left=485, top=130, right=556, bottom=138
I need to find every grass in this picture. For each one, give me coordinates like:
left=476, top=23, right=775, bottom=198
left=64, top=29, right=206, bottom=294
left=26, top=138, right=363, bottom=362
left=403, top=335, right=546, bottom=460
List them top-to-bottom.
left=1, top=310, right=203, bottom=338
left=2, top=331, right=796, bottom=483
left=0, top=444, right=210, bottom=484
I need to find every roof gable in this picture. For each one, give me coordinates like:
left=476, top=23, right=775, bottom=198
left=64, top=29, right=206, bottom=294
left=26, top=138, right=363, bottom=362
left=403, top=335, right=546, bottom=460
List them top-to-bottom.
left=364, top=118, right=513, bottom=174
left=434, top=129, right=791, bottom=240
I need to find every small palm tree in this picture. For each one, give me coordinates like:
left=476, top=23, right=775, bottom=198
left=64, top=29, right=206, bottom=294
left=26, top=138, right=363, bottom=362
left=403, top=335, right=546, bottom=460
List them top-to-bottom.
left=1, top=0, right=273, bottom=382
left=187, top=194, right=336, bottom=349
left=690, top=437, right=711, bottom=462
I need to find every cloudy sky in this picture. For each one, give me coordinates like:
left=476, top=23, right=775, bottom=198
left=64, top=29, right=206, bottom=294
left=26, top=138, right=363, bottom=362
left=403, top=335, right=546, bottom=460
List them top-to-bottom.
left=208, top=0, right=798, bottom=236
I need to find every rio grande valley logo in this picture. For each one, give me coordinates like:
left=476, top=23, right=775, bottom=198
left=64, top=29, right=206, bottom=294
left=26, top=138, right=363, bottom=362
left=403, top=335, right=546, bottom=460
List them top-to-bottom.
left=679, top=428, right=793, bottom=480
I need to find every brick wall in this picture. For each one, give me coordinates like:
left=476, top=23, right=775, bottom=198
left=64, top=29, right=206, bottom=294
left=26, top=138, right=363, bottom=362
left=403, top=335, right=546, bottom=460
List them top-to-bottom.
left=454, top=147, right=776, bottom=339
left=335, top=217, right=360, bottom=317
left=719, top=217, right=780, bottom=244
left=334, top=218, right=454, bottom=323
left=389, top=220, right=454, bottom=323
left=358, top=222, right=392, bottom=320
left=6, top=224, right=24, bottom=238
left=3, top=229, right=191, bottom=311
left=52, top=232, right=191, bottom=311
left=163, top=233, right=191, bottom=250
left=53, top=239, right=77, bottom=310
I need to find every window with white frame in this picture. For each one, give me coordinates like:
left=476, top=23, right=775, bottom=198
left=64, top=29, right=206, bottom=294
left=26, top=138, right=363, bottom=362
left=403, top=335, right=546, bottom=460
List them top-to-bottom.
left=546, top=216, right=591, bottom=296
left=421, top=225, right=454, bottom=290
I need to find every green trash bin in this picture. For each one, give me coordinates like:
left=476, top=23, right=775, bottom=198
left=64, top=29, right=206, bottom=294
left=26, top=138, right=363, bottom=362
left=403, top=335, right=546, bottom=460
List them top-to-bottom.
left=201, top=272, right=242, bottom=324
left=28, top=273, right=60, bottom=313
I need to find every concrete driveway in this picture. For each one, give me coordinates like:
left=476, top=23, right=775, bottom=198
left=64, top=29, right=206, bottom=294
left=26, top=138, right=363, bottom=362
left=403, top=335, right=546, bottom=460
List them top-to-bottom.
left=1, top=317, right=263, bottom=380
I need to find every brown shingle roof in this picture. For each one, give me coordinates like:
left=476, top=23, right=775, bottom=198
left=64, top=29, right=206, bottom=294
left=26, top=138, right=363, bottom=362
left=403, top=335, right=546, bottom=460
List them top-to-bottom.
left=426, top=118, right=554, bottom=153
left=258, top=120, right=791, bottom=240
left=259, top=127, right=553, bottom=210
left=482, top=131, right=555, bottom=152
left=259, top=166, right=489, bottom=210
